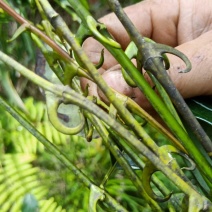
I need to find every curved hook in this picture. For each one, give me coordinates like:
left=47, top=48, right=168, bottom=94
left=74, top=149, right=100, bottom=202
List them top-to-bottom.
left=86, top=16, right=121, bottom=49
left=75, top=24, right=92, bottom=46
left=74, top=25, right=105, bottom=70
left=143, top=38, right=170, bottom=70
left=121, top=39, right=171, bottom=87
left=157, top=43, right=192, bottom=73
left=95, top=49, right=105, bottom=69
left=161, top=53, right=170, bottom=70
left=46, top=91, right=85, bottom=135
left=159, top=145, right=196, bottom=171
left=180, top=153, right=196, bottom=171
left=142, top=161, right=172, bottom=202
left=89, top=184, right=105, bottom=212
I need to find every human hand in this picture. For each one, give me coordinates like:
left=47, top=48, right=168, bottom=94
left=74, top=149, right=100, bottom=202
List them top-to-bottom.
left=81, top=0, right=212, bottom=111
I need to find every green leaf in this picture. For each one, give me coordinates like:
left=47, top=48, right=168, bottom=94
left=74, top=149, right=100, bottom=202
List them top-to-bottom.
left=7, top=23, right=28, bottom=43
left=186, top=97, right=212, bottom=138
left=186, top=97, right=212, bottom=125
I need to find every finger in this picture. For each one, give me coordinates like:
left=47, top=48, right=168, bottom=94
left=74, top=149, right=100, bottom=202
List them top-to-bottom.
left=99, top=0, right=179, bottom=48
left=177, top=0, right=212, bottom=44
left=96, top=29, right=212, bottom=110
left=82, top=30, right=212, bottom=112
left=96, top=65, right=155, bottom=110
left=97, top=65, right=134, bottom=103
left=96, top=66, right=163, bottom=123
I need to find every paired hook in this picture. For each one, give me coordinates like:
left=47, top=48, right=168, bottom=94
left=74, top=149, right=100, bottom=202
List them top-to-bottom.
left=74, top=17, right=121, bottom=70
left=121, top=38, right=191, bottom=88
left=121, top=38, right=171, bottom=87
left=141, top=39, right=191, bottom=74
left=45, top=90, right=85, bottom=135
left=142, top=145, right=195, bottom=202
left=158, top=145, right=195, bottom=171
left=142, top=161, right=172, bottom=202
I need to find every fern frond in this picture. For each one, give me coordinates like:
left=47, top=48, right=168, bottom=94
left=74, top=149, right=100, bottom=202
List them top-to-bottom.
left=0, top=153, right=65, bottom=212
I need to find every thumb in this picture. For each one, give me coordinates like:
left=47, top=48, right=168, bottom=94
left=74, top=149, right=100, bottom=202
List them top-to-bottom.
left=97, top=64, right=155, bottom=111
left=97, top=65, right=134, bottom=102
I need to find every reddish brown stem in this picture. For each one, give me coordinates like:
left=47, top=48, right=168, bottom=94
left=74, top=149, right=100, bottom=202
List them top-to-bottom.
left=0, top=0, right=71, bottom=62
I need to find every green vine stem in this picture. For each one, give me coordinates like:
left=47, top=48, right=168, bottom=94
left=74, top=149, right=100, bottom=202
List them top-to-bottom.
left=0, top=0, right=91, bottom=82
left=1, top=0, right=212, bottom=210
left=2, top=0, right=212, bottom=187
left=37, top=0, right=164, bottom=165
left=39, top=0, right=209, bottom=183
left=46, top=0, right=211, bottom=183
left=106, top=0, right=212, bottom=153
left=37, top=2, right=205, bottom=195
left=0, top=51, right=211, bottom=211
left=122, top=94, right=187, bottom=152
left=0, top=96, right=128, bottom=212
left=84, top=111, right=162, bottom=211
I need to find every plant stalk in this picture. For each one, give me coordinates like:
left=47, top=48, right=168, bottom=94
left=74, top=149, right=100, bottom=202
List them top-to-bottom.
left=0, top=51, right=211, bottom=210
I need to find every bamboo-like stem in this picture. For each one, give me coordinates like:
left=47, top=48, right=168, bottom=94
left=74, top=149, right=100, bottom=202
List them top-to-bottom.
left=0, top=51, right=211, bottom=210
